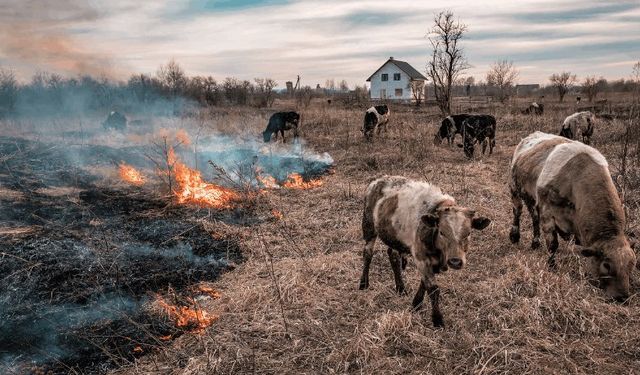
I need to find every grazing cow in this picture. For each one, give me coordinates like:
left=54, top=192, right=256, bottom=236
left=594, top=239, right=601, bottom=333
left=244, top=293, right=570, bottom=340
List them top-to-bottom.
left=521, top=102, right=544, bottom=115
left=362, top=105, right=390, bottom=140
left=103, top=111, right=127, bottom=130
left=263, top=111, right=300, bottom=143
left=559, top=111, right=595, bottom=144
left=434, top=114, right=471, bottom=145
left=458, top=114, right=497, bottom=158
left=509, top=132, right=636, bottom=301
left=360, top=176, right=491, bottom=327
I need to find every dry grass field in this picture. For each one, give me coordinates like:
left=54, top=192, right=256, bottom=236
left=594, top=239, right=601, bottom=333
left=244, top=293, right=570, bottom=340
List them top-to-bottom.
left=0, top=97, right=640, bottom=374
left=99, top=97, right=640, bottom=374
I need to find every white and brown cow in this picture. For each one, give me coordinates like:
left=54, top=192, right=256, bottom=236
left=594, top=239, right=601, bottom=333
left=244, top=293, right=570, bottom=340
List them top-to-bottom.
left=559, top=111, right=595, bottom=144
left=509, top=131, right=636, bottom=301
left=360, top=176, right=491, bottom=327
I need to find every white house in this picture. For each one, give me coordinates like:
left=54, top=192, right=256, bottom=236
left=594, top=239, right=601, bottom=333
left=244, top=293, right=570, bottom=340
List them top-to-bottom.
left=366, top=57, right=427, bottom=101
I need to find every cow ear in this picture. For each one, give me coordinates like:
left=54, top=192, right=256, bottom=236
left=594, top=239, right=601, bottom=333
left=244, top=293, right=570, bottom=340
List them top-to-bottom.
left=421, top=214, right=439, bottom=227
left=471, top=216, right=491, bottom=230
left=579, top=247, right=603, bottom=258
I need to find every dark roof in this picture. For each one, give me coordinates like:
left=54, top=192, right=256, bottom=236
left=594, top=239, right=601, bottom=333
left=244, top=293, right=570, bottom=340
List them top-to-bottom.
left=366, top=58, right=427, bottom=81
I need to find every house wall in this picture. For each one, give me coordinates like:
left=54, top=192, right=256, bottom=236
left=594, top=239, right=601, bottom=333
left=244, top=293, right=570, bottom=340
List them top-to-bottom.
left=369, top=62, right=412, bottom=100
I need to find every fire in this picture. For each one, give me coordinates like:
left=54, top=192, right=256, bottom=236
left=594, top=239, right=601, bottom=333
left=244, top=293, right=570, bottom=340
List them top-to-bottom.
left=168, top=147, right=241, bottom=208
left=118, top=163, right=145, bottom=185
left=256, top=172, right=279, bottom=189
left=283, top=173, right=323, bottom=189
left=197, top=284, right=221, bottom=299
left=156, top=296, right=217, bottom=334
left=133, top=346, right=143, bottom=353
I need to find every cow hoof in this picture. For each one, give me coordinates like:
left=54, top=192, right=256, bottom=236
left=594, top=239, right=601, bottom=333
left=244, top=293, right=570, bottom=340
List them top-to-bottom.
left=509, top=228, right=520, bottom=244
left=531, top=238, right=541, bottom=249
left=359, top=280, right=369, bottom=290
left=396, top=286, right=407, bottom=295
left=432, top=314, right=445, bottom=328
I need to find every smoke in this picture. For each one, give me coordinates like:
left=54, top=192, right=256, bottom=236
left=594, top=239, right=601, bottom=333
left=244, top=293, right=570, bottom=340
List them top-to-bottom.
left=0, top=0, right=121, bottom=79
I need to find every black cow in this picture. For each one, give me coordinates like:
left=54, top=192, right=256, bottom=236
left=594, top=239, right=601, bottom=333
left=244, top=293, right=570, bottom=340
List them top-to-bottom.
left=521, top=102, right=544, bottom=115
left=363, top=105, right=390, bottom=140
left=103, top=111, right=127, bottom=130
left=263, top=111, right=300, bottom=143
left=434, top=114, right=472, bottom=145
left=458, top=114, right=496, bottom=158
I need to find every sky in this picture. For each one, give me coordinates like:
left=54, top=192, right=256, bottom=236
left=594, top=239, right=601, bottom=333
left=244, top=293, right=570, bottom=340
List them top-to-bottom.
left=0, top=0, right=639, bottom=87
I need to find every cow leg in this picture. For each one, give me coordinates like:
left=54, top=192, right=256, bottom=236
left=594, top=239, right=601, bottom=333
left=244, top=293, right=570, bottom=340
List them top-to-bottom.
left=281, top=130, right=286, bottom=143
left=490, top=138, right=495, bottom=154
left=482, top=139, right=488, bottom=155
left=510, top=190, right=523, bottom=244
left=525, top=199, right=541, bottom=249
left=540, top=206, right=559, bottom=269
left=359, top=239, right=376, bottom=290
left=387, top=247, right=406, bottom=294
left=412, top=263, right=444, bottom=327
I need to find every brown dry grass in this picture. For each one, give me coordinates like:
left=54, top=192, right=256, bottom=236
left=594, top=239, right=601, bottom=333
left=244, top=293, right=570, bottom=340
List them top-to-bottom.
left=112, top=97, right=640, bottom=374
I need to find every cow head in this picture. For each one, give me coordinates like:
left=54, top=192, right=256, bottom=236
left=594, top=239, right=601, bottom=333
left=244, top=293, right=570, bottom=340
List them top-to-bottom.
left=376, top=105, right=389, bottom=115
left=559, top=127, right=573, bottom=139
left=263, top=130, right=272, bottom=142
left=421, top=206, right=491, bottom=271
left=580, top=239, right=636, bottom=302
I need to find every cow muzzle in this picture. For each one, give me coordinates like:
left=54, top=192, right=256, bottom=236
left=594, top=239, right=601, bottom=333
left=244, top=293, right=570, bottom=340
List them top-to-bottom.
left=447, top=258, right=463, bottom=270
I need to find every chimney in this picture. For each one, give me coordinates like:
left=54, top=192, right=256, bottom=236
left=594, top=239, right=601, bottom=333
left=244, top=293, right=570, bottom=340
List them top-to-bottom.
left=389, top=56, right=394, bottom=60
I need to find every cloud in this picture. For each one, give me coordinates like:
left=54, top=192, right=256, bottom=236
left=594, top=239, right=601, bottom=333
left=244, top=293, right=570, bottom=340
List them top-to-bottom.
left=0, top=0, right=639, bottom=85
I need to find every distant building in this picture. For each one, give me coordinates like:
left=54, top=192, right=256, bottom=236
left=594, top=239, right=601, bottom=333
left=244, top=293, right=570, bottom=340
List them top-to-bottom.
left=366, top=57, right=427, bottom=101
left=516, top=84, right=540, bottom=96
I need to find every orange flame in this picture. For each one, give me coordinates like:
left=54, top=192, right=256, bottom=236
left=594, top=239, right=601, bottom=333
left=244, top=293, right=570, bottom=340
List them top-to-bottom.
left=168, top=147, right=240, bottom=208
left=118, top=163, right=145, bottom=185
left=283, top=173, right=323, bottom=189
left=197, top=285, right=221, bottom=299
left=156, top=296, right=217, bottom=334
left=133, top=346, right=143, bottom=353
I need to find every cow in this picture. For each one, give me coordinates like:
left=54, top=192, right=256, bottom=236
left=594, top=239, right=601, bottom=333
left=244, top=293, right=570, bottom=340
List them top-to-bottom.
left=521, top=102, right=544, bottom=115
left=362, top=105, right=390, bottom=140
left=103, top=111, right=127, bottom=130
left=263, top=111, right=300, bottom=143
left=559, top=111, right=595, bottom=144
left=434, top=114, right=471, bottom=145
left=458, top=114, right=497, bottom=158
left=509, top=132, right=636, bottom=302
left=360, top=176, right=491, bottom=327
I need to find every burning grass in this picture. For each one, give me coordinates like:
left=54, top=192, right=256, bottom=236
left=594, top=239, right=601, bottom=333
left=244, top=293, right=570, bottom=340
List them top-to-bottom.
left=119, top=162, right=146, bottom=185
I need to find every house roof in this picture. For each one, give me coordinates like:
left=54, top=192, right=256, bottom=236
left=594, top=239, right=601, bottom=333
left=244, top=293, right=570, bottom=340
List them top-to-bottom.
left=366, top=58, right=427, bottom=82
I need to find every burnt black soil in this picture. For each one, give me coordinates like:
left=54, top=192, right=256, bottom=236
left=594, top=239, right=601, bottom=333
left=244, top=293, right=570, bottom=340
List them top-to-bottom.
left=0, top=137, right=246, bottom=374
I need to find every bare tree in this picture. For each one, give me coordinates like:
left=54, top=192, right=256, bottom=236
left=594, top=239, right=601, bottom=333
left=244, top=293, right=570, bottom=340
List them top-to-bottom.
left=427, top=11, right=469, bottom=115
left=157, top=59, right=187, bottom=97
left=486, top=60, right=518, bottom=103
left=0, top=68, right=18, bottom=117
left=549, top=71, right=577, bottom=102
left=582, top=76, right=605, bottom=102
left=254, top=78, right=278, bottom=107
left=325, top=79, right=335, bottom=93
left=339, top=79, right=349, bottom=92
left=410, top=80, right=425, bottom=106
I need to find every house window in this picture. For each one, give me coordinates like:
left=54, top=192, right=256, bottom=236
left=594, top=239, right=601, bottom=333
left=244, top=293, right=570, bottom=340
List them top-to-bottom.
left=394, top=73, right=401, bottom=81
left=381, top=74, right=388, bottom=81
left=395, top=88, right=403, bottom=97
left=380, top=89, right=387, bottom=98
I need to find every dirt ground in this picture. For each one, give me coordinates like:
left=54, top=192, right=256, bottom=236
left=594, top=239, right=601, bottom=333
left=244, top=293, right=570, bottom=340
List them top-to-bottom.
left=5, top=96, right=640, bottom=374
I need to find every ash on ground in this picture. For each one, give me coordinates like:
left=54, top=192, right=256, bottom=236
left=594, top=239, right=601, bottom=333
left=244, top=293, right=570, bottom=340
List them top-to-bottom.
left=0, top=137, right=243, bottom=374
